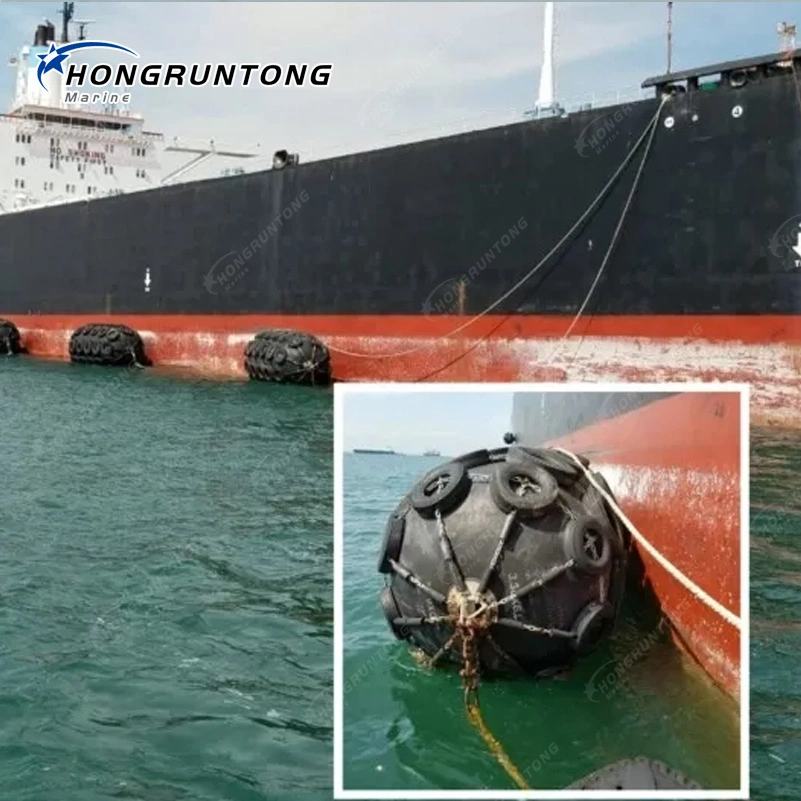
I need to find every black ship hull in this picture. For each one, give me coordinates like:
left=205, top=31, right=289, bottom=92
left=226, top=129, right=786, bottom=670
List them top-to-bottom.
left=3, top=67, right=801, bottom=316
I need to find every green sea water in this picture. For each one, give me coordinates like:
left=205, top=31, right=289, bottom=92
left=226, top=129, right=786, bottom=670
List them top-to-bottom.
left=0, top=359, right=333, bottom=801
left=2, top=359, right=799, bottom=801
left=750, top=428, right=801, bottom=796
left=344, top=431, right=801, bottom=798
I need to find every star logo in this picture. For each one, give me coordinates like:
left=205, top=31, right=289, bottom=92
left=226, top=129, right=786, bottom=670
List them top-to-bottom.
left=35, top=40, right=139, bottom=91
left=37, top=43, right=70, bottom=78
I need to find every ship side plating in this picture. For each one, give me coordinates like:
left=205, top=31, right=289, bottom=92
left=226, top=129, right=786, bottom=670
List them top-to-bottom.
left=2, top=56, right=800, bottom=315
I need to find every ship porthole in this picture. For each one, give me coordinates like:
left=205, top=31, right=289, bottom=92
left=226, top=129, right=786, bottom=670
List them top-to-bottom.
left=732, top=105, right=743, bottom=118
left=664, top=116, right=675, bottom=129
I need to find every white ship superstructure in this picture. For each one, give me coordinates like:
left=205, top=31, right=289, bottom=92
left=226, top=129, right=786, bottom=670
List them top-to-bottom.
left=1, top=5, right=256, bottom=215
left=0, top=14, right=167, bottom=213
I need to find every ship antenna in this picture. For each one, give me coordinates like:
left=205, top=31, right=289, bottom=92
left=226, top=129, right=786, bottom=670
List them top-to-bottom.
left=59, top=2, right=75, bottom=43
left=667, top=2, right=673, bottom=73
left=74, top=20, right=95, bottom=41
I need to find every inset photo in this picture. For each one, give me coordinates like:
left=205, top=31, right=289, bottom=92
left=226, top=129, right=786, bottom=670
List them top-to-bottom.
left=334, top=384, right=748, bottom=799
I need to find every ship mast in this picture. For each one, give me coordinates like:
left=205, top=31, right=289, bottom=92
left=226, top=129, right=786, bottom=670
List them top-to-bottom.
left=59, top=1, right=74, bottom=43
left=526, top=1, right=563, bottom=118
left=537, top=1, right=555, bottom=110
left=667, top=2, right=673, bottom=73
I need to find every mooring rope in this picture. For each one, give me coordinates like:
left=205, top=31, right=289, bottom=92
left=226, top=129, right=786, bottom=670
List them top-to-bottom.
left=557, top=94, right=666, bottom=341
left=325, top=96, right=670, bottom=361
left=553, top=447, right=742, bottom=630
left=457, top=599, right=530, bottom=790
left=465, top=688, right=530, bottom=790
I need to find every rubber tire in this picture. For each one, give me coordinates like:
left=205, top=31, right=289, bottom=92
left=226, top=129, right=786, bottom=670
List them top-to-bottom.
left=507, top=446, right=587, bottom=486
left=453, top=449, right=491, bottom=469
left=490, top=461, right=559, bottom=518
left=409, top=462, right=471, bottom=519
left=587, top=471, right=626, bottom=556
left=377, top=498, right=409, bottom=574
left=562, top=515, right=612, bottom=574
left=380, top=587, right=408, bottom=640
left=572, top=601, right=614, bottom=655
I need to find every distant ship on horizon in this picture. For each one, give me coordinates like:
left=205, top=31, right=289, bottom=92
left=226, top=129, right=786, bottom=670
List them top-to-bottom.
left=353, top=447, right=396, bottom=455
left=423, top=449, right=441, bottom=457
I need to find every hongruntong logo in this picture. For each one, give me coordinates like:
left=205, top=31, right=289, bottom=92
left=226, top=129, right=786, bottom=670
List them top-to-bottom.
left=63, top=58, right=333, bottom=99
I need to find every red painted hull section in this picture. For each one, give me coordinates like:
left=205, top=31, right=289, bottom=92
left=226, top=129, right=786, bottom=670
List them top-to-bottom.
left=3, top=313, right=797, bottom=428
left=550, top=393, right=742, bottom=700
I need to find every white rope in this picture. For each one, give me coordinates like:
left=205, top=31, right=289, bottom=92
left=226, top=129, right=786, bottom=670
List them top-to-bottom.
left=558, top=95, right=665, bottom=341
left=326, top=97, right=669, bottom=360
left=552, top=447, right=742, bottom=631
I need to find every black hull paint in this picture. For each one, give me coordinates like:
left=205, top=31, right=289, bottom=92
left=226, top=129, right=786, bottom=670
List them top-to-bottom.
left=1, top=69, right=800, bottom=317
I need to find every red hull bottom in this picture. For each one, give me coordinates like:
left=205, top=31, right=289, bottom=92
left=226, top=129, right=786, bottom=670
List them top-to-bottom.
left=5, top=312, right=798, bottom=427
left=551, top=393, right=742, bottom=701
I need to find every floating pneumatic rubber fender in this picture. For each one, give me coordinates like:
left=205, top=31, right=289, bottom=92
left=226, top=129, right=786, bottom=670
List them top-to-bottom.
left=0, top=319, right=22, bottom=355
left=68, top=323, right=148, bottom=367
left=244, top=329, right=331, bottom=386
left=379, top=447, right=626, bottom=677
left=490, top=461, right=559, bottom=518
left=409, top=462, right=471, bottom=518
left=377, top=498, right=410, bottom=574
left=562, top=515, right=612, bottom=574
left=380, top=586, right=408, bottom=641
left=572, top=601, right=614, bottom=655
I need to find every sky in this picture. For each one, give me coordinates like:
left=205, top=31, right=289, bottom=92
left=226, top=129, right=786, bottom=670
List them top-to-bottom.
left=1, top=2, right=800, bottom=167
left=341, top=390, right=513, bottom=455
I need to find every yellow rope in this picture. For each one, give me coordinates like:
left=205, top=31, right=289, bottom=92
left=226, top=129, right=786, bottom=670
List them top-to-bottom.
left=465, top=689, right=530, bottom=790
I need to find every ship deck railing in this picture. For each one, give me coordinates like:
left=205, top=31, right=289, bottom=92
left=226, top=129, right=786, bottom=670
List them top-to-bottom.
left=532, top=84, right=654, bottom=116
left=0, top=113, right=164, bottom=144
left=0, top=186, right=138, bottom=214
